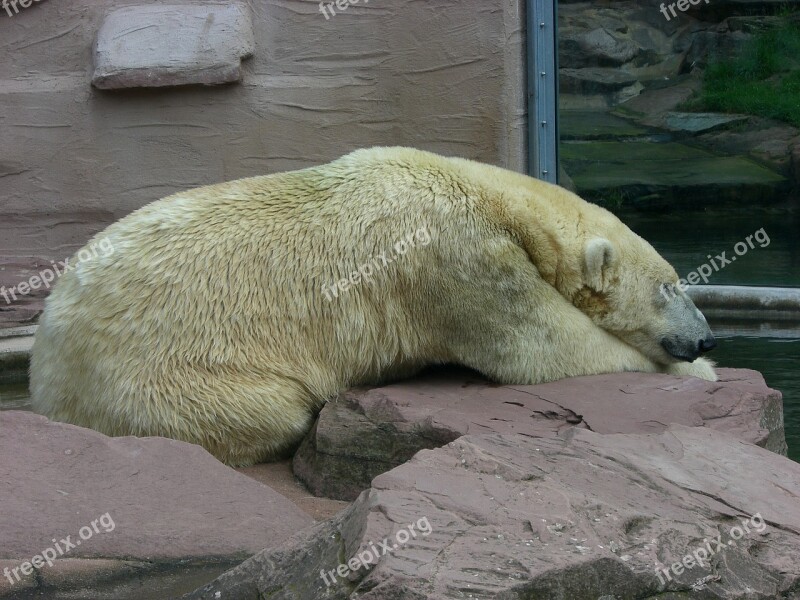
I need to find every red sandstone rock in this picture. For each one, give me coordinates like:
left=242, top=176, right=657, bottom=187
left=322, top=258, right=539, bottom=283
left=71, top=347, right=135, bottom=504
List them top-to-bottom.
left=294, top=367, right=785, bottom=500
left=0, top=410, right=313, bottom=597
left=189, top=424, right=800, bottom=599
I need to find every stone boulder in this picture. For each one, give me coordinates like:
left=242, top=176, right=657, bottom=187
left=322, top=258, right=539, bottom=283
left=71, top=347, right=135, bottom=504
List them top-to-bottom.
left=700, top=0, right=800, bottom=19
left=558, top=1, right=695, bottom=108
left=559, top=2, right=800, bottom=113
left=92, top=4, right=254, bottom=89
left=560, top=27, right=643, bottom=69
left=681, top=28, right=753, bottom=73
left=663, top=112, right=749, bottom=134
left=694, top=118, right=800, bottom=178
left=293, top=367, right=785, bottom=501
left=0, top=411, right=314, bottom=599
left=188, top=424, right=800, bottom=599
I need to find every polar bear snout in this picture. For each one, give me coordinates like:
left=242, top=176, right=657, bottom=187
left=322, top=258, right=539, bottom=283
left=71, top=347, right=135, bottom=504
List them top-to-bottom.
left=654, top=284, right=717, bottom=363
left=661, top=332, right=716, bottom=362
left=699, top=335, right=717, bottom=353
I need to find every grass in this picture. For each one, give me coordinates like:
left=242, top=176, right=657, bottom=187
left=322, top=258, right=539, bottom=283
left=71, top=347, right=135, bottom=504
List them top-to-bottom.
left=685, top=15, right=800, bottom=126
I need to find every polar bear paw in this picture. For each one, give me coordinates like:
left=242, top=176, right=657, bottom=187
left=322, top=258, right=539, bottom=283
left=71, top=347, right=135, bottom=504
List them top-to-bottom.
left=664, top=357, right=718, bottom=382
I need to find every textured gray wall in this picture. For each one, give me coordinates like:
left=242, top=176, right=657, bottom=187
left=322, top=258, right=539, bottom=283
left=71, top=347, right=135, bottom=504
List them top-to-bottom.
left=0, top=0, right=526, bottom=327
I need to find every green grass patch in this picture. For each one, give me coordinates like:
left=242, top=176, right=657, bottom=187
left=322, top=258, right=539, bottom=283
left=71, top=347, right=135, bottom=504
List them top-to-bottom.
left=685, top=17, right=800, bottom=126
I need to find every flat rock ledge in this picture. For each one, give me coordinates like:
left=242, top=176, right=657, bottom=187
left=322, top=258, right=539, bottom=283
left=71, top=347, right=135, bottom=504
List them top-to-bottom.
left=293, top=367, right=786, bottom=501
left=2, top=368, right=792, bottom=599
left=0, top=411, right=313, bottom=599
left=188, top=425, right=800, bottom=600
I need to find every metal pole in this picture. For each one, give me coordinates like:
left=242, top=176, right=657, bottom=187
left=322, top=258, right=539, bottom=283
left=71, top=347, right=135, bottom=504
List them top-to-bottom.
left=527, top=0, right=559, bottom=184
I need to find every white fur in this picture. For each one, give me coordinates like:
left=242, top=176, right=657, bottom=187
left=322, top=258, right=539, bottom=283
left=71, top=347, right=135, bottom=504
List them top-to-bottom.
left=30, top=147, right=716, bottom=465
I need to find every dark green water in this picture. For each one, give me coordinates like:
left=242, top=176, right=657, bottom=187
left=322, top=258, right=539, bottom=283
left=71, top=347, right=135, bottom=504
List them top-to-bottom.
left=622, top=210, right=800, bottom=287
left=710, top=332, right=799, bottom=461
left=0, top=382, right=30, bottom=410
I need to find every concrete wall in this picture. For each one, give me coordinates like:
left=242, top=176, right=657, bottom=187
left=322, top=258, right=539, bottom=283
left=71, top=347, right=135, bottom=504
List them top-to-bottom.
left=0, top=0, right=527, bottom=328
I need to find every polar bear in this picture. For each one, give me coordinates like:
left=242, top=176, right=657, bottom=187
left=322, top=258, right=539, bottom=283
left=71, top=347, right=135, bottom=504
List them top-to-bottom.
left=30, top=147, right=716, bottom=466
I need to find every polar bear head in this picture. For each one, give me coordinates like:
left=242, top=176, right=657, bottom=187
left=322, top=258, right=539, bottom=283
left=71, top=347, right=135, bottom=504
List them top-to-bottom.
left=484, top=173, right=716, bottom=367
left=575, top=235, right=716, bottom=365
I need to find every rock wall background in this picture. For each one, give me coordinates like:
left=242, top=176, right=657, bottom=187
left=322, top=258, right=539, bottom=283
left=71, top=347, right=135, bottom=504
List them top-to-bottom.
left=0, top=0, right=526, bottom=328
left=3, top=0, right=798, bottom=327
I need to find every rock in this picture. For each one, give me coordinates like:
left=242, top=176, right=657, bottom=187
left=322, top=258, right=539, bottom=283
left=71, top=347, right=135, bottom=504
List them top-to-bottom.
left=557, top=0, right=698, bottom=109
left=626, top=0, right=701, bottom=30
left=700, top=0, right=800, bottom=19
left=559, top=1, right=687, bottom=58
left=557, top=2, right=798, bottom=116
left=92, top=4, right=254, bottom=89
left=556, top=6, right=800, bottom=204
left=727, top=15, right=788, bottom=33
left=560, top=27, right=642, bottom=69
left=682, top=29, right=753, bottom=72
left=560, top=68, right=641, bottom=95
left=560, top=69, right=644, bottom=107
left=617, top=76, right=702, bottom=122
left=560, top=110, right=649, bottom=141
left=664, top=112, right=749, bottom=134
left=694, top=119, right=800, bottom=177
left=792, top=138, right=800, bottom=185
left=560, top=140, right=787, bottom=210
left=0, top=264, right=43, bottom=331
left=293, top=367, right=785, bottom=501
left=0, top=411, right=313, bottom=598
left=188, top=425, right=800, bottom=599
left=236, top=460, right=350, bottom=522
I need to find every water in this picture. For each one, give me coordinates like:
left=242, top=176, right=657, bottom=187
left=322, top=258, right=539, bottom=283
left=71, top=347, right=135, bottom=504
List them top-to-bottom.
left=621, top=210, right=800, bottom=287
left=709, top=332, right=800, bottom=461
left=0, top=382, right=31, bottom=411
left=5, top=559, right=241, bottom=600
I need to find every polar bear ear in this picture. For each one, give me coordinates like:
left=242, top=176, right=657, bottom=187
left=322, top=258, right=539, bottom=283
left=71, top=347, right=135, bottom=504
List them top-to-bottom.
left=583, top=238, right=615, bottom=291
